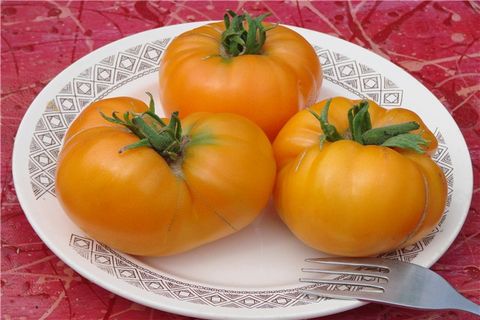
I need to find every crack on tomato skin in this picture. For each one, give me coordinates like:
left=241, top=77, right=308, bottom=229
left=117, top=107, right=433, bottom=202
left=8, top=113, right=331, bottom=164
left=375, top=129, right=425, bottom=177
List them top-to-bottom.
left=294, top=149, right=308, bottom=173
left=168, top=154, right=185, bottom=180
left=397, top=165, right=430, bottom=249
left=162, top=172, right=238, bottom=255
left=164, top=178, right=187, bottom=240
left=184, top=179, right=238, bottom=233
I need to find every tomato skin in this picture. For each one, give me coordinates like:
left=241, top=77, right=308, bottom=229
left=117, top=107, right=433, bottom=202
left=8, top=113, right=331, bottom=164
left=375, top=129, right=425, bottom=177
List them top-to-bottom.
left=159, top=22, right=322, bottom=140
left=64, top=97, right=148, bottom=142
left=273, top=97, right=447, bottom=257
left=56, top=98, right=276, bottom=256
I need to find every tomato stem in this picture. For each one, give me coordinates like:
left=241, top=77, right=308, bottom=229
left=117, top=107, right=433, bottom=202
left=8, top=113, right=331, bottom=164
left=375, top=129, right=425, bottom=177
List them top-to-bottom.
left=221, top=10, right=275, bottom=58
left=101, top=93, right=188, bottom=163
left=309, top=99, right=429, bottom=153
left=309, top=99, right=343, bottom=143
left=348, top=100, right=372, bottom=144
left=362, top=121, right=419, bottom=145
left=380, top=133, right=428, bottom=153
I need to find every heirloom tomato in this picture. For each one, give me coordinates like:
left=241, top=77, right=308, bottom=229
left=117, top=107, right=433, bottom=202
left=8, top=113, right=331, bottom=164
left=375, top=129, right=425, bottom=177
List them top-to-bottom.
left=159, top=11, right=322, bottom=140
left=56, top=96, right=276, bottom=256
left=273, top=97, right=447, bottom=257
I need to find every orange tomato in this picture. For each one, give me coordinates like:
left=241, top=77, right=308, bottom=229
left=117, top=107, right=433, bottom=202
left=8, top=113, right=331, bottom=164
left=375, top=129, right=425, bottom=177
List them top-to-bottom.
left=159, top=12, right=322, bottom=140
left=64, top=96, right=148, bottom=142
left=56, top=97, right=276, bottom=256
left=273, top=97, right=447, bottom=257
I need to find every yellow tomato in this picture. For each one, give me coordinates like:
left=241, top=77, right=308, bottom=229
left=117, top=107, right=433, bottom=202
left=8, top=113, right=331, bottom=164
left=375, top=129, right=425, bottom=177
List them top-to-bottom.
left=159, top=11, right=322, bottom=140
left=64, top=96, right=149, bottom=142
left=56, top=97, right=276, bottom=256
left=273, top=97, right=447, bottom=257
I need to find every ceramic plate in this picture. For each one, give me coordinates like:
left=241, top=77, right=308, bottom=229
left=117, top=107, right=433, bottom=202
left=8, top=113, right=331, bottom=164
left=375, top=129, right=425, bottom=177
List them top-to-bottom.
left=12, top=22, right=473, bottom=319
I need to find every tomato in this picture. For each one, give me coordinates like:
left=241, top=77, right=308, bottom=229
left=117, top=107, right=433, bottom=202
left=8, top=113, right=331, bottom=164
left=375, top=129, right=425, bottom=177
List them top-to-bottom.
left=159, top=11, right=322, bottom=140
left=56, top=96, right=276, bottom=256
left=64, top=96, right=149, bottom=142
left=273, top=97, right=447, bottom=257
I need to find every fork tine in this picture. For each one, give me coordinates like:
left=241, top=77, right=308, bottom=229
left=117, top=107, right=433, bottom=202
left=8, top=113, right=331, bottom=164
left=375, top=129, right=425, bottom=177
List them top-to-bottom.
left=305, top=257, right=391, bottom=270
left=302, top=267, right=389, bottom=279
left=300, top=277, right=386, bottom=290
left=302, top=289, right=381, bottom=301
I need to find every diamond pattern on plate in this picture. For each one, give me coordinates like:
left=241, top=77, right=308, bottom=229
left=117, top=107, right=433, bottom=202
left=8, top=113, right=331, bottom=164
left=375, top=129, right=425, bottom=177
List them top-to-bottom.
left=142, top=44, right=163, bottom=63
left=316, top=46, right=404, bottom=106
left=317, top=49, right=333, bottom=67
left=117, top=53, right=138, bottom=72
left=337, top=62, right=358, bottom=78
left=95, top=65, right=114, bottom=83
left=361, top=75, right=380, bottom=90
left=74, top=80, right=93, bottom=96
left=383, top=91, right=403, bottom=105
left=57, top=97, right=77, bottom=112
left=44, top=114, right=65, bottom=130
left=34, top=132, right=58, bottom=148
left=31, top=152, right=54, bottom=168
left=32, top=172, right=54, bottom=187
left=94, top=254, right=113, bottom=265
left=116, top=268, right=139, bottom=280
left=145, top=281, right=164, bottom=290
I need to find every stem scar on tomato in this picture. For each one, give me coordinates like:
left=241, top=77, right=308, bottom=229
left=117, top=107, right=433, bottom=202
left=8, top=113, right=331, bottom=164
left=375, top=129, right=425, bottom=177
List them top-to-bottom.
left=309, top=99, right=429, bottom=153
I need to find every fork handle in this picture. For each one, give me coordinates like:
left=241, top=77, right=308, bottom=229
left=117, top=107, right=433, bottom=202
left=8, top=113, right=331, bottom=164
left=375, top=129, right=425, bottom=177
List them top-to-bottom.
left=453, top=293, right=480, bottom=316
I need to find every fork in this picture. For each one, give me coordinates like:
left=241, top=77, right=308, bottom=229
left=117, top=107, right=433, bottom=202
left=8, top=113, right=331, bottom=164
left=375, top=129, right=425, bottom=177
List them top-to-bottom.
left=300, top=257, right=480, bottom=315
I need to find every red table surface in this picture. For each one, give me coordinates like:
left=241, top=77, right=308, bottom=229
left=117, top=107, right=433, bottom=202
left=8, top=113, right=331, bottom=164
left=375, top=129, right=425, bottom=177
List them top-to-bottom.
left=1, top=1, right=479, bottom=319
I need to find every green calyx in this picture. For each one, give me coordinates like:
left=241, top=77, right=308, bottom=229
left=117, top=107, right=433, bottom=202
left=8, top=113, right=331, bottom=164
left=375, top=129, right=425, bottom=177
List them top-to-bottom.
left=221, top=10, right=275, bottom=58
left=101, top=92, right=189, bottom=163
left=309, top=99, right=429, bottom=153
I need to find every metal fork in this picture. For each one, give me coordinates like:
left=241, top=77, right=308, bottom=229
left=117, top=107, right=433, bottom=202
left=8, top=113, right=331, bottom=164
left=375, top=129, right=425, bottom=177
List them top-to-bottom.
left=300, top=257, right=479, bottom=315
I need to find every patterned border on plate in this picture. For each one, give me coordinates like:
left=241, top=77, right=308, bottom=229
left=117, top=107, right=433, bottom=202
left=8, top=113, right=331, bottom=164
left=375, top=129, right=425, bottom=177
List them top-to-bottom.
left=28, top=38, right=454, bottom=309
left=28, top=39, right=169, bottom=199
left=315, top=46, right=404, bottom=106
left=69, top=233, right=323, bottom=308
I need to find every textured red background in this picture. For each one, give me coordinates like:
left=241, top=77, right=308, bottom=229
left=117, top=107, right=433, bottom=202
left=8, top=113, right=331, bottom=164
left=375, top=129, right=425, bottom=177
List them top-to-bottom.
left=1, top=1, right=479, bottom=319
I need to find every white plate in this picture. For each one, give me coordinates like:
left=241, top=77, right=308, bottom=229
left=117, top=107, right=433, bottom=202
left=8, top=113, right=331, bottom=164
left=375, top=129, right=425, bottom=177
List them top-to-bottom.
left=13, top=22, right=473, bottom=319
